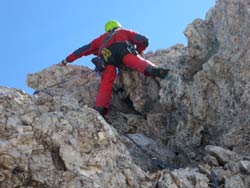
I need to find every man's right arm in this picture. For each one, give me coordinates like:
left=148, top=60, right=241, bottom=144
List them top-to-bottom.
left=60, top=36, right=102, bottom=66
left=59, top=43, right=94, bottom=66
left=65, top=43, right=93, bottom=62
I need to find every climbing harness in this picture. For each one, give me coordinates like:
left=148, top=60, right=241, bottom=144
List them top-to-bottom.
left=99, top=28, right=120, bottom=56
left=125, top=40, right=138, bottom=55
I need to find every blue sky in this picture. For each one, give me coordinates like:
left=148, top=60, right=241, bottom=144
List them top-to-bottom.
left=0, top=0, right=215, bottom=94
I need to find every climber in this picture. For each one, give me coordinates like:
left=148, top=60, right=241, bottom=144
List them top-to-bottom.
left=59, top=20, right=170, bottom=116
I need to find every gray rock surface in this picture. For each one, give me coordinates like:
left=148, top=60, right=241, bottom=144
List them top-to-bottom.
left=1, top=0, right=250, bottom=187
left=0, top=86, right=150, bottom=188
left=205, top=145, right=239, bottom=165
left=157, top=168, right=210, bottom=188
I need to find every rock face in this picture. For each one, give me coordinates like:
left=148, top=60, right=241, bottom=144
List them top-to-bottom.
left=1, top=0, right=250, bottom=187
left=0, top=86, right=150, bottom=188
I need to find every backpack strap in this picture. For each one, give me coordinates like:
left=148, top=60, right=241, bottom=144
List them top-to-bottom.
left=98, top=28, right=121, bottom=55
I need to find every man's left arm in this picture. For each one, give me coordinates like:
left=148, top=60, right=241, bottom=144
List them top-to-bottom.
left=127, top=29, right=149, bottom=53
left=133, top=33, right=149, bottom=53
left=59, top=37, right=100, bottom=66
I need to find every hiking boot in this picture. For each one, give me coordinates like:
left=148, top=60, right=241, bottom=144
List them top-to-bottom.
left=145, top=66, right=170, bottom=79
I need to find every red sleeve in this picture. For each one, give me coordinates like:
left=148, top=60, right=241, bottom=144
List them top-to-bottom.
left=125, top=29, right=149, bottom=53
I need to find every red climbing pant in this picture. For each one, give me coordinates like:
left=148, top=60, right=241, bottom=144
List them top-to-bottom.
left=123, top=53, right=155, bottom=74
left=95, top=54, right=153, bottom=112
left=95, top=65, right=117, bottom=111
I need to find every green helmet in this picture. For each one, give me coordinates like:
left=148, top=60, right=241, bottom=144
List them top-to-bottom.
left=105, top=20, right=122, bottom=32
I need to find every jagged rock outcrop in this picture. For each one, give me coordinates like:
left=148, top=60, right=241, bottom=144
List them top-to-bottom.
left=1, top=0, right=250, bottom=187
left=0, top=86, right=151, bottom=188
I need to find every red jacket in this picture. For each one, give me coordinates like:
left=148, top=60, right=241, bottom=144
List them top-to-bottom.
left=66, top=29, right=148, bottom=62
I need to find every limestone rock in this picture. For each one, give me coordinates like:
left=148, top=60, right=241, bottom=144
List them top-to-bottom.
left=1, top=0, right=250, bottom=187
left=185, top=18, right=219, bottom=62
left=27, top=65, right=100, bottom=108
left=0, top=87, right=151, bottom=188
left=120, top=133, right=177, bottom=172
left=205, top=145, right=239, bottom=165
left=239, top=161, right=250, bottom=175
left=157, top=168, right=209, bottom=188
left=225, top=175, right=245, bottom=188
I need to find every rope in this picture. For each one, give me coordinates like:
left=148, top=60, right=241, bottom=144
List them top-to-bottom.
left=33, top=70, right=94, bottom=96
left=117, top=130, right=179, bottom=170
left=117, top=130, right=219, bottom=187
left=211, top=171, right=218, bottom=188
